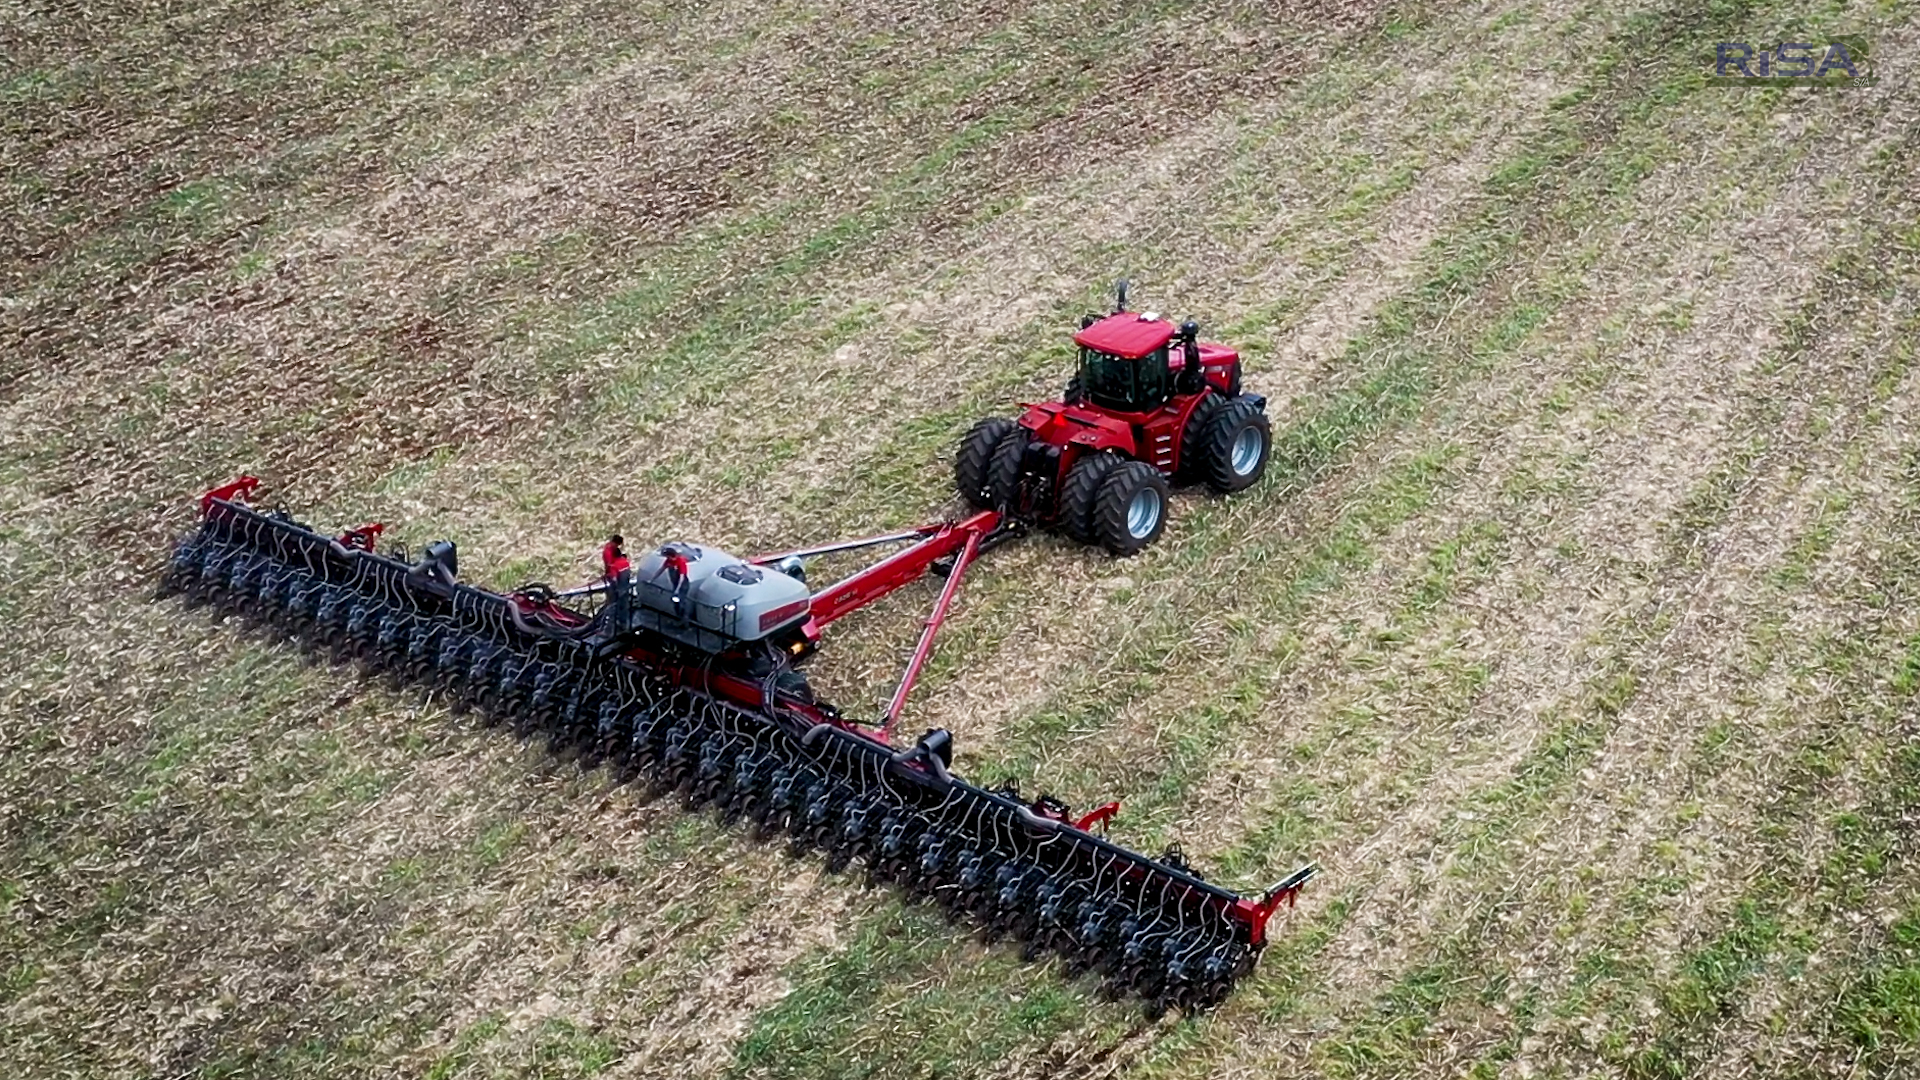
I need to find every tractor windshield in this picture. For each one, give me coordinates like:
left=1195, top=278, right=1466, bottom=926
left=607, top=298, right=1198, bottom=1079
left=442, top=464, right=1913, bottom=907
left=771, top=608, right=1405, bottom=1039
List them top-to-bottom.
left=1078, top=346, right=1171, bottom=413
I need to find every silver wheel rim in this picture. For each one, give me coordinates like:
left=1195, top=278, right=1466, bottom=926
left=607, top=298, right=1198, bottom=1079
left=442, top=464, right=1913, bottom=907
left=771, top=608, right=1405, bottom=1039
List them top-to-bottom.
left=1230, top=425, right=1263, bottom=475
left=1127, top=487, right=1162, bottom=539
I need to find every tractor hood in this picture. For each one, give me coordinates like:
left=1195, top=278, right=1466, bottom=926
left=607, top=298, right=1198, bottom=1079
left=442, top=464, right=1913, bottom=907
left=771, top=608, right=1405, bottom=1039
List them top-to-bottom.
left=1073, top=312, right=1178, bottom=359
left=1020, top=400, right=1138, bottom=453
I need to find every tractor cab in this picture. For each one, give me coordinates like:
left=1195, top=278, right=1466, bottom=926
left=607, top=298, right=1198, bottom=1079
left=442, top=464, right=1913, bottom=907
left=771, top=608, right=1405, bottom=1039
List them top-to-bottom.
left=1071, top=311, right=1184, bottom=415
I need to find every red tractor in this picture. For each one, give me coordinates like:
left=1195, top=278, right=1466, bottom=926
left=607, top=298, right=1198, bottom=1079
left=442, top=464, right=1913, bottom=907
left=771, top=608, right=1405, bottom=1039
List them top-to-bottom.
left=957, top=282, right=1272, bottom=556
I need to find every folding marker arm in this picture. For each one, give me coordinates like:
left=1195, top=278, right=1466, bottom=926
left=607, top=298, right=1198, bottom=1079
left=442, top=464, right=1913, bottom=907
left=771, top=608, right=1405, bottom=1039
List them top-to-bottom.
left=747, top=525, right=945, bottom=567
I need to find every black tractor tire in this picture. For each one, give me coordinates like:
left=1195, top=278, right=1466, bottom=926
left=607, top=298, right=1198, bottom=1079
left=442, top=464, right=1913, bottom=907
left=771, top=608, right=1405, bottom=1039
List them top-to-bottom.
left=1063, top=375, right=1086, bottom=405
left=1179, top=393, right=1226, bottom=483
left=1196, top=397, right=1272, bottom=494
left=956, top=416, right=1016, bottom=510
left=986, top=426, right=1029, bottom=512
left=1059, top=451, right=1122, bottom=545
left=1092, top=460, right=1171, bottom=557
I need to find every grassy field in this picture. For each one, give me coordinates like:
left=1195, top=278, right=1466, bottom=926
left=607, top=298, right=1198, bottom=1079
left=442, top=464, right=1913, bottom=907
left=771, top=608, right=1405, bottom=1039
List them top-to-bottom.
left=4, top=0, right=1918, bottom=1076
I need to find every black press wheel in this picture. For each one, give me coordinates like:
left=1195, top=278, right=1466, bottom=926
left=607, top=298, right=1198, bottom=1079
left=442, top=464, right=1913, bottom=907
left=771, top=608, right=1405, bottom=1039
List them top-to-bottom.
left=1198, top=397, right=1271, bottom=494
left=956, top=416, right=1016, bottom=510
left=1059, top=450, right=1121, bottom=545
left=1093, top=460, right=1170, bottom=557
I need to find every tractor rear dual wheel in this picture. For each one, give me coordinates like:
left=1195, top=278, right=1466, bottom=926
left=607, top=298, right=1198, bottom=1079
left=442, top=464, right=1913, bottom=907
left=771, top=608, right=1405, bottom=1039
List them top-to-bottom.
left=956, top=417, right=1015, bottom=511
left=1059, top=451, right=1121, bottom=546
left=1092, top=460, right=1170, bottom=557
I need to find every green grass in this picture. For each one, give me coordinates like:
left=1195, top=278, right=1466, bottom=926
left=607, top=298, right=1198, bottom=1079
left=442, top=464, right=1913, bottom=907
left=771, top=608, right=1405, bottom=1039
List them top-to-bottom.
left=1832, top=903, right=1920, bottom=1055
left=731, top=904, right=1113, bottom=1080
left=425, top=1015, right=507, bottom=1080
left=531, top=1018, right=623, bottom=1076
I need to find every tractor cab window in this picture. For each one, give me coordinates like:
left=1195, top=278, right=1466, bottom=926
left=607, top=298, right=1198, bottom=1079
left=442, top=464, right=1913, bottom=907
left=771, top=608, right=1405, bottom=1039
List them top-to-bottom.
left=1079, top=346, right=1171, bottom=413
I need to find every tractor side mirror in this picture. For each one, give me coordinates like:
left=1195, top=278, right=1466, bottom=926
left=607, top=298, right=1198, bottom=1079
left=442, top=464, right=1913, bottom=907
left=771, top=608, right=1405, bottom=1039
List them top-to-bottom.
left=1113, top=278, right=1130, bottom=313
left=1081, top=313, right=1098, bottom=329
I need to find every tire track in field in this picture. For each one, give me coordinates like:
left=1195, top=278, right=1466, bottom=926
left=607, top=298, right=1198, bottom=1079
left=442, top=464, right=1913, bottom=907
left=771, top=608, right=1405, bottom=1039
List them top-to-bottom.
left=990, top=0, right=1743, bottom=807
left=346, top=1, right=1535, bottom=737
left=710, top=2, right=1736, bottom=1073
left=837, top=38, right=1568, bottom=752
left=1188, top=44, right=1917, bottom=1077
left=1197, top=74, right=1889, bottom=877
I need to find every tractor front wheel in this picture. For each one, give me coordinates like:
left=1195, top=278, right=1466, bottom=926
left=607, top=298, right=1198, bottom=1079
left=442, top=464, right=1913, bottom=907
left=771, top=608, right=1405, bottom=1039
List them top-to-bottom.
left=1179, top=393, right=1226, bottom=484
left=1197, top=398, right=1271, bottom=494
left=957, top=417, right=1016, bottom=510
left=1059, top=451, right=1121, bottom=545
left=1093, top=461, right=1170, bottom=557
